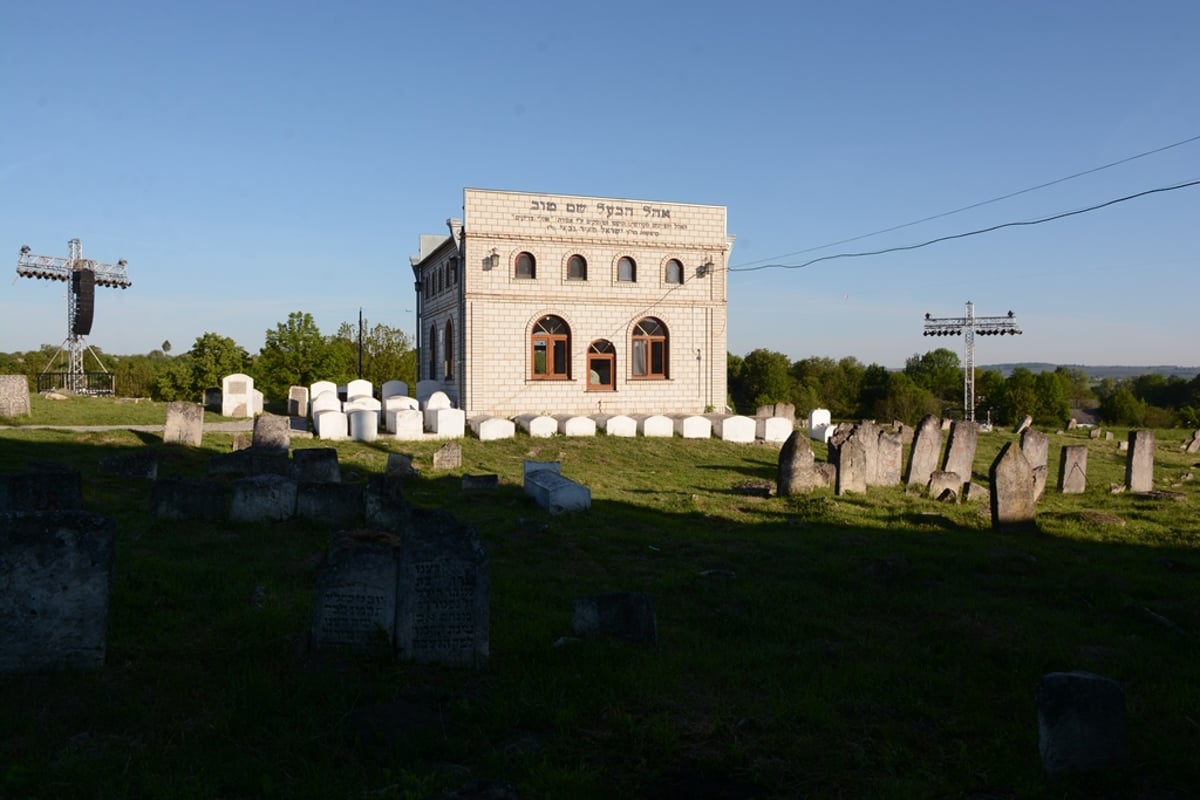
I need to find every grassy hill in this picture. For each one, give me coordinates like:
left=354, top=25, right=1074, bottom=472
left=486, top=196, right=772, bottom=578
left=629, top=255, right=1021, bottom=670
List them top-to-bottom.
left=982, top=363, right=1200, bottom=380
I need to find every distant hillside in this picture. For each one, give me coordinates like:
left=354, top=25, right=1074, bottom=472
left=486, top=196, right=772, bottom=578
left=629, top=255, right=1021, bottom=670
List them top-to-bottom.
left=981, top=363, right=1200, bottom=380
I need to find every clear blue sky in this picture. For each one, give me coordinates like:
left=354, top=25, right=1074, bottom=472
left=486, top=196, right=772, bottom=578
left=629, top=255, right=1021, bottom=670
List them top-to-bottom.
left=2, top=1, right=1197, bottom=369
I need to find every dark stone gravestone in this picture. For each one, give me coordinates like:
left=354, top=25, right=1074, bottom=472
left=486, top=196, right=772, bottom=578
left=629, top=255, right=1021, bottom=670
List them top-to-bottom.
left=203, top=387, right=222, bottom=411
left=163, top=401, right=204, bottom=446
left=252, top=413, right=292, bottom=452
left=906, top=415, right=942, bottom=490
left=942, top=420, right=980, bottom=487
left=776, top=430, right=832, bottom=496
left=1125, top=430, right=1155, bottom=492
left=989, top=442, right=1036, bottom=530
left=1059, top=446, right=1088, bottom=494
left=208, top=448, right=291, bottom=478
left=292, top=448, right=341, bottom=483
left=98, top=450, right=159, bottom=480
left=386, top=452, right=417, bottom=477
left=1, top=465, right=83, bottom=512
left=365, top=473, right=410, bottom=532
left=461, top=474, right=499, bottom=491
left=229, top=475, right=298, bottom=523
left=150, top=478, right=226, bottom=521
left=295, top=482, right=364, bottom=526
left=395, top=508, right=490, bottom=668
left=1, top=511, right=115, bottom=671
left=310, top=534, right=400, bottom=652
left=572, top=592, right=658, bottom=645
left=1037, top=671, right=1128, bottom=776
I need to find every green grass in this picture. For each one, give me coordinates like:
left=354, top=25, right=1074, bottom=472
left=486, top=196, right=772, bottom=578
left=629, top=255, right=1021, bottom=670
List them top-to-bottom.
left=0, top=395, right=231, bottom=426
left=1, top=418, right=1198, bottom=799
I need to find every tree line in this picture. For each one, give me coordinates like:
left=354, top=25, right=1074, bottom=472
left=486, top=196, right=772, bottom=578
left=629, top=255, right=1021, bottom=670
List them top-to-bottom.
left=0, top=312, right=416, bottom=403
left=727, top=347, right=1200, bottom=429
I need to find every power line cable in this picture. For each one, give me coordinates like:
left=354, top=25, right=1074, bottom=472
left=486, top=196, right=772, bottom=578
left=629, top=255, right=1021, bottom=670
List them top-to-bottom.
left=734, top=133, right=1200, bottom=268
left=729, top=178, right=1200, bottom=274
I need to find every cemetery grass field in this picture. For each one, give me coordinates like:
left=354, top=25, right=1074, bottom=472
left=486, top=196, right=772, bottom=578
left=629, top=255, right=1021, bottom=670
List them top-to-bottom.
left=2, top=403, right=1199, bottom=798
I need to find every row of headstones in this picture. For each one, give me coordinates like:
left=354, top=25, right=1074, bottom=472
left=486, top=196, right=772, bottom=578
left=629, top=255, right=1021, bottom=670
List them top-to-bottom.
left=779, top=417, right=1159, bottom=514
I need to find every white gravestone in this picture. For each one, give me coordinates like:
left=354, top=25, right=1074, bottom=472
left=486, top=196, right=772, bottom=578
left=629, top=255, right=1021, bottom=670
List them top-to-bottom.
left=221, top=373, right=255, bottom=418
left=346, top=379, right=373, bottom=400
left=381, top=380, right=408, bottom=399
left=425, top=408, right=465, bottom=439
left=349, top=409, right=379, bottom=442
left=389, top=409, right=425, bottom=440
left=516, top=414, right=557, bottom=438
left=593, top=414, right=637, bottom=437
left=638, top=414, right=674, bottom=438
left=714, top=414, right=755, bottom=443
left=555, top=415, right=596, bottom=437
left=674, top=415, right=712, bottom=439
left=470, top=416, right=516, bottom=441
left=756, top=416, right=793, bottom=443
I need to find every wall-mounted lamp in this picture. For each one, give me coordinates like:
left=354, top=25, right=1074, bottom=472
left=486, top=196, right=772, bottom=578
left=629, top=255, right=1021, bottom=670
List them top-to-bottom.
left=487, top=248, right=501, bottom=270
left=697, top=259, right=714, bottom=277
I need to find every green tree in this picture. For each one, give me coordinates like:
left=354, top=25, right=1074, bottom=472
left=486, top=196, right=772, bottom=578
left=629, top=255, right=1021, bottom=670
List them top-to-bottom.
left=255, top=312, right=349, bottom=401
left=334, top=319, right=416, bottom=388
left=158, top=332, right=249, bottom=402
left=738, top=348, right=794, bottom=411
left=904, top=348, right=961, bottom=406
left=1054, top=366, right=1094, bottom=410
left=996, top=368, right=1038, bottom=425
left=1033, top=370, right=1070, bottom=428
left=872, top=371, right=939, bottom=424
left=1100, top=385, right=1146, bottom=426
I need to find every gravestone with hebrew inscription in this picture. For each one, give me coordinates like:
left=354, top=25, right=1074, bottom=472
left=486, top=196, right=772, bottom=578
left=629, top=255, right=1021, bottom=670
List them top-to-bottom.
left=221, top=373, right=255, bottom=418
left=0, top=375, right=31, bottom=418
left=253, top=413, right=291, bottom=452
left=906, top=415, right=942, bottom=490
left=942, top=420, right=979, bottom=487
left=835, top=436, right=866, bottom=495
left=432, top=442, right=462, bottom=470
left=989, top=442, right=1036, bottom=529
left=395, top=508, right=489, bottom=669
left=1, top=511, right=115, bottom=671
left=310, top=535, right=399, bottom=652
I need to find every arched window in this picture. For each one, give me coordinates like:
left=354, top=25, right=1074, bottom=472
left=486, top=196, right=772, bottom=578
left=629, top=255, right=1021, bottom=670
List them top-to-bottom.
left=516, top=251, right=536, bottom=279
left=567, top=254, right=587, bottom=281
left=618, top=256, right=637, bottom=282
left=665, top=258, right=683, bottom=285
left=531, top=315, right=570, bottom=379
left=632, top=318, right=667, bottom=379
left=443, top=319, right=454, bottom=379
left=428, top=323, right=439, bottom=379
left=587, top=340, right=615, bottom=391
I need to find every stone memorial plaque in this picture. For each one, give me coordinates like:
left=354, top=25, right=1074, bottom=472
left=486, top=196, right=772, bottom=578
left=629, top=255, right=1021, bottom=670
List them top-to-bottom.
left=164, top=401, right=204, bottom=446
left=395, top=509, right=489, bottom=668
left=311, top=541, right=398, bottom=651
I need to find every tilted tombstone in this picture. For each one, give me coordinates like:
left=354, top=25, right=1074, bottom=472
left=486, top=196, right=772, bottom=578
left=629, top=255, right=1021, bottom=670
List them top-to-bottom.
left=221, top=373, right=255, bottom=418
left=0, top=374, right=32, bottom=417
left=287, top=386, right=309, bottom=418
left=163, top=401, right=204, bottom=446
left=252, top=413, right=292, bottom=452
left=906, top=415, right=943, bottom=489
left=1015, top=415, right=1033, bottom=434
left=942, top=420, right=980, bottom=487
left=1020, top=429, right=1050, bottom=502
left=777, top=430, right=832, bottom=496
left=1125, top=430, right=1155, bottom=492
left=835, top=436, right=867, bottom=495
left=989, top=442, right=1036, bottom=530
left=1058, top=445, right=1088, bottom=494
left=292, top=448, right=341, bottom=483
left=385, top=452, right=416, bottom=478
left=524, top=461, right=590, bottom=513
left=928, top=470, right=962, bottom=502
left=229, top=475, right=298, bottom=523
left=151, top=478, right=226, bottom=521
left=295, top=482, right=364, bottom=526
left=395, top=508, right=490, bottom=668
left=1, top=511, right=115, bottom=671
left=310, top=535, right=399, bottom=653
left=572, top=592, right=657, bottom=645
left=1037, top=671, right=1128, bottom=777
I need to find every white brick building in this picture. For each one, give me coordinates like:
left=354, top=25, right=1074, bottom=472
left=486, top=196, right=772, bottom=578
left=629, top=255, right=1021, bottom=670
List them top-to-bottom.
left=411, top=188, right=733, bottom=417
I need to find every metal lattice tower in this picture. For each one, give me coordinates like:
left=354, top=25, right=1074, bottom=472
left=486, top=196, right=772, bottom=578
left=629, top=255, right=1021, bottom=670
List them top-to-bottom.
left=16, top=239, right=132, bottom=393
left=922, top=301, right=1022, bottom=421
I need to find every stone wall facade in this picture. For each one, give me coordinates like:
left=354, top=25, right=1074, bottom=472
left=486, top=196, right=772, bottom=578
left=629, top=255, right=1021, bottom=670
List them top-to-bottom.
left=412, top=188, right=732, bottom=417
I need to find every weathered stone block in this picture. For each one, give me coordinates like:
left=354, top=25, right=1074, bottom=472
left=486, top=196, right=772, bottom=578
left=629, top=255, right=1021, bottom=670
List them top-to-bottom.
left=163, top=401, right=204, bottom=446
left=229, top=475, right=297, bottom=523
left=151, top=478, right=226, bottom=521
left=295, top=482, right=363, bottom=526
left=572, top=592, right=657, bottom=645
left=1037, top=671, right=1128, bottom=776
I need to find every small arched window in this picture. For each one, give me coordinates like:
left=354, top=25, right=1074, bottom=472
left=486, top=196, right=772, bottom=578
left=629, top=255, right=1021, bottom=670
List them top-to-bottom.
left=516, top=252, right=536, bottom=280
left=567, top=254, right=587, bottom=281
left=618, top=256, right=637, bottom=282
left=665, top=259, right=683, bottom=285
left=531, top=315, right=570, bottom=379
left=632, top=318, right=667, bottom=379
left=443, top=319, right=454, bottom=379
left=428, top=323, right=439, bottom=379
left=587, top=340, right=615, bottom=391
